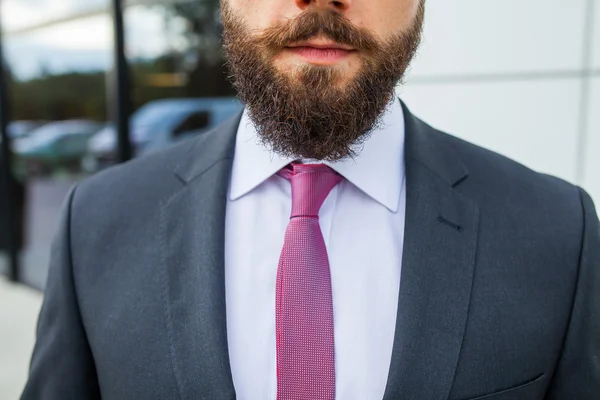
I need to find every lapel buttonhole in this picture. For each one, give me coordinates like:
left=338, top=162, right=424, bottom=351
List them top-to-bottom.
left=437, top=215, right=462, bottom=232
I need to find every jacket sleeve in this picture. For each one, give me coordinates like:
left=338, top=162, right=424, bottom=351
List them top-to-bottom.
left=21, top=185, right=101, bottom=400
left=546, top=188, right=600, bottom=398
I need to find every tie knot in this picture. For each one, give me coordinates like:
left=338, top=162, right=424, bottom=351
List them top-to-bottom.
left=278, top=164, right=342, bottom=218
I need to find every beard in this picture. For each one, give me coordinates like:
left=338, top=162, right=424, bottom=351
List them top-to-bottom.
left=221, top=2, right=424, bottom=161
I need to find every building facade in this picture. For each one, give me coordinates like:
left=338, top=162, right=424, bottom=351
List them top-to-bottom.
left=0, top=0, right=238, bottom=286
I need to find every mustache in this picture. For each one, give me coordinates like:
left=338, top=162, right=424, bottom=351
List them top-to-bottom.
left=258, top=11, right=380, bottom=52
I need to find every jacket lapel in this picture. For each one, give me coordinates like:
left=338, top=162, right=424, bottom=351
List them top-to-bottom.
left=383, top=104, right=480, bottom=400
left=160, top=113, right=241, bottom=399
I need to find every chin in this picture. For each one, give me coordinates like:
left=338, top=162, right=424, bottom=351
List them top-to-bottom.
left=276, top=59, right=360, bottom=85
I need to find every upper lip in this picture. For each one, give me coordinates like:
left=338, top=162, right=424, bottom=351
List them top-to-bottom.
left=287, top=38, right=354, bottom=51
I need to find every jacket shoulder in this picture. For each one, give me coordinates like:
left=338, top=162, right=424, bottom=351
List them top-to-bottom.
left=74, top=114, right=238, bottom=208
left=428, top=123, right=589, bottom=262
left=75, top=138, right=191, bottom=207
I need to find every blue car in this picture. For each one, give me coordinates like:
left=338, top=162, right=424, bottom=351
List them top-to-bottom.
left=85, top=97, right=243, bottom=171
left=12, top=120, right=104, bottom=176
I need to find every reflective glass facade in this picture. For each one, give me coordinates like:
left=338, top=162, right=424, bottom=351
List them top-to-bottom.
left=0, top=0, right=237, bottom=288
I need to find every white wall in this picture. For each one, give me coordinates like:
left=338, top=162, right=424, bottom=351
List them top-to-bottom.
left=398, top=0, right=599, bottom=205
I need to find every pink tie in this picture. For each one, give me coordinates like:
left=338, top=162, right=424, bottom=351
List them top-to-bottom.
left=276, top=163, right=342, bottom=400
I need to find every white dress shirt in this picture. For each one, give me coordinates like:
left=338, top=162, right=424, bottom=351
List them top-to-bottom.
left=225, top=99, right=407, bottom=400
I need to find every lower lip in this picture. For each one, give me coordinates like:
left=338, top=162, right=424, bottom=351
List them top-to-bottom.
left=286, top=46, right=354, bottom=64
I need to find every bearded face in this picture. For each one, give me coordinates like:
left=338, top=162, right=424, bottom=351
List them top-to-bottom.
left=221, top=0, right=425, bottom=161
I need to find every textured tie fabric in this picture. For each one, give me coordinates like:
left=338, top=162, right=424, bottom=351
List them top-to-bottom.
left=276, top=163, right=342, bottom=400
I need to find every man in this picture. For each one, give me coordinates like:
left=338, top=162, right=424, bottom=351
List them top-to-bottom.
left=22, top=0, right=599, bottom=399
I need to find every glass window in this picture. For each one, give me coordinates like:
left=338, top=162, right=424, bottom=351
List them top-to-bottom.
left=0, top=0, right=243, bottom=287
left=1, top=0, right=113, bottom=288
left=84, top=0, right=242, bottom=169
left=125, top=0, right=235, bottom=104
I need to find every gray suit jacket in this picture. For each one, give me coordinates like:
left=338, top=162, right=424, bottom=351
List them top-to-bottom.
left=22, top=104, right=600, bottom=400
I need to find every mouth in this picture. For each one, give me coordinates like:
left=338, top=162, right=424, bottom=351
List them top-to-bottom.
left=284, top=37, right=356, bottom=65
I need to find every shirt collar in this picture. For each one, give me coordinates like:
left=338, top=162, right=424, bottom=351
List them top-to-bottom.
left=229, top=98, right=406, bottom=212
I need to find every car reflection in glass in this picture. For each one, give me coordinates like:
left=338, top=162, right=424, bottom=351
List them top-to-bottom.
left=84, top=97, right=243, bottom=172
left=12, top=120, right=104, bottom=177
left=7, top=121, right=49, bottom=139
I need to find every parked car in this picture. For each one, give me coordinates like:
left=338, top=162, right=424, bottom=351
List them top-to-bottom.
left=84, top=97, right=243, bottom=171
left=7, top=120, right=48, bottom=139
left=12, top=120, right=104, bottom=176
